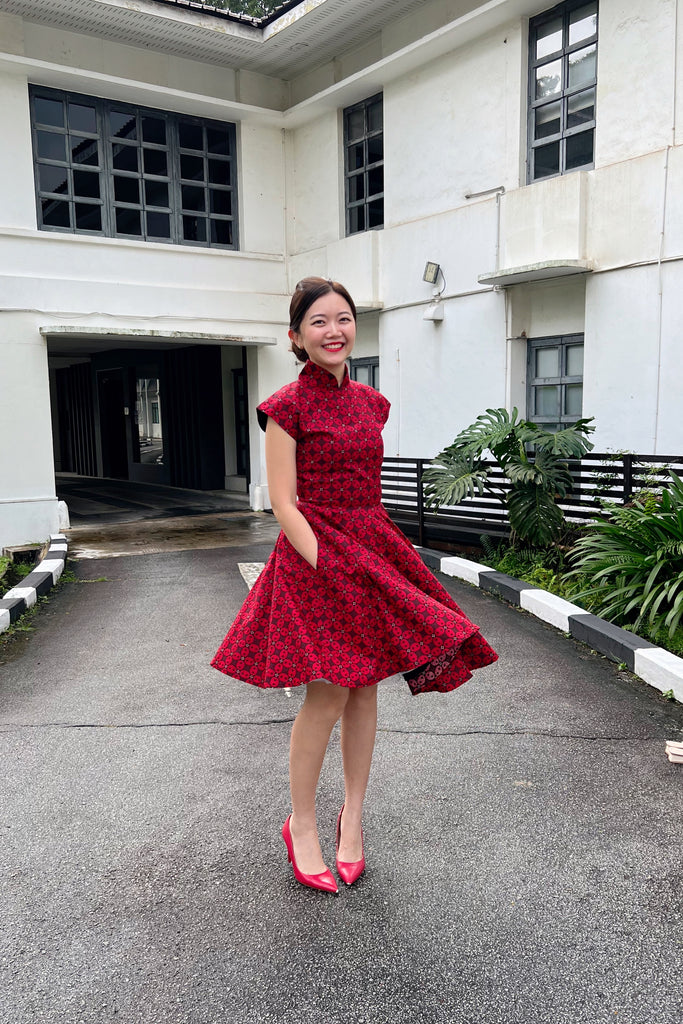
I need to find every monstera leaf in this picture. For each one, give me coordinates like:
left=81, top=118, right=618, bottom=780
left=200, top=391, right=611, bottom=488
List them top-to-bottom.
left=422, top=452, right=491, bottom=508
left=507, top=483, right=566, bottom=546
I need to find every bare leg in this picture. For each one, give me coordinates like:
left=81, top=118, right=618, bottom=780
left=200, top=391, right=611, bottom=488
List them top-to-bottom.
left=288, top=680, right=349, bottom=875
left=338, top=684, right=378, bottom=862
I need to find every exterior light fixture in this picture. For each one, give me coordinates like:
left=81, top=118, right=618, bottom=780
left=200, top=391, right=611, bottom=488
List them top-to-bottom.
left=423, top=261, right=446, bottom=322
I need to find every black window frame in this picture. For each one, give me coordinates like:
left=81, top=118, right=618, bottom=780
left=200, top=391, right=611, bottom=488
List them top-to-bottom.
left=527, top=0, right=598, bottom=183
left=30, top=86, right=239, bottom=250
left=343, top=93, right=384, bottom=236
left=527, top=333, right=584, bottom=431
left=349, top=356, right=380, bottom=390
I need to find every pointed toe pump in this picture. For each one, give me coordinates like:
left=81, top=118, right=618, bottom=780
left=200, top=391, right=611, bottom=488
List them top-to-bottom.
left=335, top=804, right=365, bottom=886
left=282, top=815, right=338, bottom=894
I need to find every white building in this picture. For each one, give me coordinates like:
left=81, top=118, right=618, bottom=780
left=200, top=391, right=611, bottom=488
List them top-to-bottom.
left=1, top=0, right=681, bottom=548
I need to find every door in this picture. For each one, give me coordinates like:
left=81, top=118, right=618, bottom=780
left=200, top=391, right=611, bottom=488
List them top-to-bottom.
left=97, top=368, right=128, bottom=479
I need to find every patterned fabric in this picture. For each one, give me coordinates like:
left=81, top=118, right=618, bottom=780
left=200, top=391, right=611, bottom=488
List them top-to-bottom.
left=211, top=360, right=498, bottom=695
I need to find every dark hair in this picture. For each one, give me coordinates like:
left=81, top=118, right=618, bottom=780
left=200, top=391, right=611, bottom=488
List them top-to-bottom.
left=289, top=277, right=357, bottom=363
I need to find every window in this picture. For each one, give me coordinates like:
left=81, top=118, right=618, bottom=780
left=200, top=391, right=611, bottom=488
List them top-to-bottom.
left=528, top=1, right=597, bottom=181
left=30, top=87, right=238, bottom=249
left=344, top=94, right=383, bottom=235
left=527, top=335, right=584, bottom=431
left=349, top=357, right=379, bottom=389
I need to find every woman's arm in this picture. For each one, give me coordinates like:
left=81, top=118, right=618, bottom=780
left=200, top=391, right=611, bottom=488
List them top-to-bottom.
left=265, top=417, right=318, bottom=569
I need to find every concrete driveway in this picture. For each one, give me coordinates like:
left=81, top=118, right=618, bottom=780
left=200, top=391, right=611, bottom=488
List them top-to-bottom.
left=1, top=517, right=682, bottom=1024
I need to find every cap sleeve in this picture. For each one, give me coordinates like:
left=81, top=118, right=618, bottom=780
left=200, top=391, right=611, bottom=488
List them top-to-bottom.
left=257, top=382, right=300, bottom=440
left=376, top=391, right=391, bottom=426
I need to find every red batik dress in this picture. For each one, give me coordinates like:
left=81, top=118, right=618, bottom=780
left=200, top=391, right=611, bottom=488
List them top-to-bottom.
left=211, top=360, right=498, bottom=695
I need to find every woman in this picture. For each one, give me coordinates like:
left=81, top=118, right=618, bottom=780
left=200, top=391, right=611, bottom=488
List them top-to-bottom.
left=212, top=277, right=497, bottom=895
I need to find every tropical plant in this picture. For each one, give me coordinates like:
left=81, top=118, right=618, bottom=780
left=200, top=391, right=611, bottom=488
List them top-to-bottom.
left=422, top=407, right=594, bottom=547
left=568, top=473, right=683, bottom=638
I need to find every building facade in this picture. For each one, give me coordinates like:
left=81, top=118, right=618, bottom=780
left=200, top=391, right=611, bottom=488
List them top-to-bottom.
left=0, top=0, right=681, bottom=548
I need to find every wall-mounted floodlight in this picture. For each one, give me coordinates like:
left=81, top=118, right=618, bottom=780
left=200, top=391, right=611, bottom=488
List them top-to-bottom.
left=423, top=261, right=446, bottom=322
left=423, top=262, right=441, bottom=285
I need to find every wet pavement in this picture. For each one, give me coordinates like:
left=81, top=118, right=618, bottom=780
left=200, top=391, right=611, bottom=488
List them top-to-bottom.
left=1, top=480, right=683, bottom=1023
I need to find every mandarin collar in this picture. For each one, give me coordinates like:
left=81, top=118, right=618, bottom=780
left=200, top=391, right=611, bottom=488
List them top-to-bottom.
left=300, top=359, right=350, bottom=390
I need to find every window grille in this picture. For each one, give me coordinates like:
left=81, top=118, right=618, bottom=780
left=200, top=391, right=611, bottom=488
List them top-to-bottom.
left=30, top=87, right=238, bottom=249
left=343, top=94, right=384, bottom=235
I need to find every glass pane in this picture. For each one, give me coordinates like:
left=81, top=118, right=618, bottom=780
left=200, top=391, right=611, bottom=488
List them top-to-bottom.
left=569, top=3, right=597, bottom=46
left=536, top=16, right=562, bottom=60
left=568, top=44, right=596, bottom=90
left=536, top=59, right=561, bottom=99
left=567, top=87, right=595, bottom=129
left=35, top=96, right=64, bottom=127
left=367, top=100, right=382, bottom=132
left=535, top=100, right=561, bottom=140
left=69, top=103, right=97, bottom=134
left=346, top=108, right=364, bottom=140
left=110, top=110, right=137, bottom=140
left=142, top=116, right=166, bottom=145
left=179, top=121, right=204, bottom=150
left=207, top=127, right=230, bottom=155
left=566, top=129, right=594, bottom=169
left=37, top=131, right=66, bottom=162
left=367, top=135, right=383, bottom=164
left=71, top=137, right=99, bottom=166
left=533, top=140, right=560, bottom=179
left=347, top=142, right=364, bottom=171
left=112, top=144, right=138, bottom=172
left=144, top=149, right=167, bottom=176
left=180, top=154, right=204, bottom=181
left=208, top=158, right=229, bottom=185
left=39, top=164, right=69, bottom=195
left=368, top=166, right=383, bottom=196
left=73, top=170, right=100, bottom=199
left=348, top=174, right=365, bottom=202
left=114, top=176, right=140, bottom=204
left=144, top=180, right=169, bottom=207
left=182, top=185, right=205, bottom=212
left=210, top=189, right=231, bottom=215
left=42, top=198, right=70, bottom=227
left=368, top=199, right=383, bottom=228
left=75, top=203, right=101, bottom=231
left=348, top=205, right=365, bottom=234
left=116, top=207, right=142, bottom=235
left=146, top=212, right=170, bottom=238
left=183, top=215, right=207, bottom=242
left=210, top=219, right=233, bottom=245
left=566, top=345, right=584, bottom=375
left=535, top=346, right=559, bottom=377
left=355, top=365, right=371, bottom=385
left=135, top=377, right=163, bottom=464
left=565, top=383, right=583, bottom=417
left=535, top=385, right=560, bottom=417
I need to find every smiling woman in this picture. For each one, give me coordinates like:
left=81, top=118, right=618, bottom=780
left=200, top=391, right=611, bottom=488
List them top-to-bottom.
left=210, top=275, right=498, bottom=896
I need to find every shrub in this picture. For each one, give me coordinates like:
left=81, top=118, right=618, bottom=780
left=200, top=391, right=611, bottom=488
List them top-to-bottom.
left=568, top=473, right=683, bottom=638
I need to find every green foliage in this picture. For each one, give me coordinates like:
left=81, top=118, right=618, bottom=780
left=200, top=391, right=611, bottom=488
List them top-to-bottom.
left=191, top=0, right=280, bottom=15
left=423, top=407, right=594, bottom=548
left=569, top=473, right=683, bottom=638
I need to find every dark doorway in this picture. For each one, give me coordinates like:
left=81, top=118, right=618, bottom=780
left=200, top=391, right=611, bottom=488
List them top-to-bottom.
left=97, top=368, right=128, bottom=479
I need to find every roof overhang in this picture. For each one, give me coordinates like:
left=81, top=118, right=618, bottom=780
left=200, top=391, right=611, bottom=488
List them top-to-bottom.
left=477, top=259, right=593, bottom=288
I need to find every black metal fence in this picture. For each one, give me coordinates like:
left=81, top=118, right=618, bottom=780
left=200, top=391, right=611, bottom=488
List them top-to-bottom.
left=381, top=453, right=683, bottom=548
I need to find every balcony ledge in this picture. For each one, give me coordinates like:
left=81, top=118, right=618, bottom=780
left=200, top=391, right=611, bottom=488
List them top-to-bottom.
left=478, top=259, right=593, bottom=288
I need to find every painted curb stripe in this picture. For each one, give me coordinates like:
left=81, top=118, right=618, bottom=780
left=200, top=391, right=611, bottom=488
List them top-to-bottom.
left=0, top=537, right=68, bottom=635
left=416, top=546, right=683, bottom=703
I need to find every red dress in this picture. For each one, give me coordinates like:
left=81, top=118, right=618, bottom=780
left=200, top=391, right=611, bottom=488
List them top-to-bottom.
left=211, top=360, right=498, bottom=694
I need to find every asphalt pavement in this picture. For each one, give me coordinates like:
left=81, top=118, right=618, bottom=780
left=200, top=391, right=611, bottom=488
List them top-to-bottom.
left=1, top=517, right=682, bottom=1024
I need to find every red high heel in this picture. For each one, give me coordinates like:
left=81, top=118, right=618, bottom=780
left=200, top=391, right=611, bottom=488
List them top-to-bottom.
left=335, top=804, right=365, bottom=885
left=282, top=815, right=338, bottom=894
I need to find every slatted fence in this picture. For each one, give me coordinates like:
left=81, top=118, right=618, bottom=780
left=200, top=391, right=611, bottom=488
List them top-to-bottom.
left=381, top=453, right=683, bottom=548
